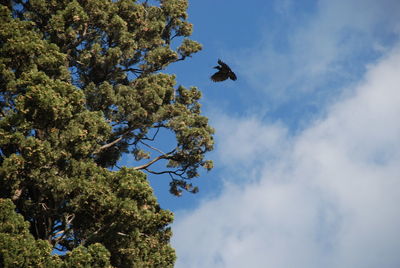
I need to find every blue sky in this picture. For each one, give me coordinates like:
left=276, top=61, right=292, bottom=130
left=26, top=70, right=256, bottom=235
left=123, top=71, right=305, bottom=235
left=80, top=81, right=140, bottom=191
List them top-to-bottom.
left=132, top=0, right=400, bottom=267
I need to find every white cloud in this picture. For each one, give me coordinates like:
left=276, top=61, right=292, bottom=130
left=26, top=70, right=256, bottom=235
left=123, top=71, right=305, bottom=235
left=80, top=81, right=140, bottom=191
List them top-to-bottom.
left=239, top=0, right=400, bottom=101
left=172, top=45, right=400, bottom=267
left=213, top=115, right=288, bottom=167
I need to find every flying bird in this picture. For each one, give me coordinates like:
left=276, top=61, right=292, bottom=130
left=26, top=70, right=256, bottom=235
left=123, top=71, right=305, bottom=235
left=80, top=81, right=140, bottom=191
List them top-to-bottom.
left=211, top=59, right=237, bottom=82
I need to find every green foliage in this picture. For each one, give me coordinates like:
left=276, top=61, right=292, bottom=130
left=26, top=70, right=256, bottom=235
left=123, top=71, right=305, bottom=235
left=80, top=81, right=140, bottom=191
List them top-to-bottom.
left=1, top=0, right=213, bottom=267
left=0, top=198, right=112, bottom=268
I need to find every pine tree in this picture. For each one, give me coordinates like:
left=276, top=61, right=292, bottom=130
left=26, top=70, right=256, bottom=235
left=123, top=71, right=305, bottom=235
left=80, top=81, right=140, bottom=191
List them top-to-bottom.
left=0, top=1, right=213, bottom=267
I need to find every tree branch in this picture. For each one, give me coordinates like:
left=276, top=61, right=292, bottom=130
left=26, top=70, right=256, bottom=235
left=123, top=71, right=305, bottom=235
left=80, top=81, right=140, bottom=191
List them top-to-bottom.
left=123, top=67, right=144, bottom=74
left=142, top=126, right=161, bottom=142
left=93, top=128, right=133, bottom=154
left=95, top=136, right=124, bottom=153
left=139, top=140, right=165, bottom=155
left=132, top=147, right=176, bottom=170
left=133, top=154, right=167, bottom=170
left=144, top=168, right=186, bottom=177
left=11, top=188, right=22, bottom=201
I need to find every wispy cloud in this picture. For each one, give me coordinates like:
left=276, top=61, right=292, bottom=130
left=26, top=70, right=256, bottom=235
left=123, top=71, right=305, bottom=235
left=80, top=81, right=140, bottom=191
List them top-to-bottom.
left=238, top=0, right=400, bottom=101
left=172, top=44, right=400, bottom=267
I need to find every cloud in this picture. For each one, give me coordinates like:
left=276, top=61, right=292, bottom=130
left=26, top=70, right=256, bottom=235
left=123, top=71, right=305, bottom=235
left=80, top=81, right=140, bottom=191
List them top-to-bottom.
left=239, top=0, right=400, bottom=101
left=172, top=44, right=400, bottom=267
left=213, top=115, right=288, bottom=168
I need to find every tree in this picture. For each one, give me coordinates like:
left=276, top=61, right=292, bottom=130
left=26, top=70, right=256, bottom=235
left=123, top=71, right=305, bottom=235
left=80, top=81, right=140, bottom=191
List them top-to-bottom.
left=0, top=0, right=214, bottom=267
left=0, top=198, right=111, bottom=267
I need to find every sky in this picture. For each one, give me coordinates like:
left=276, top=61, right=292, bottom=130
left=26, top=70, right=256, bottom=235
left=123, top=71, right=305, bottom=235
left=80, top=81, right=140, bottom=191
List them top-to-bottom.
left=141, top=0, right=400, bottom=267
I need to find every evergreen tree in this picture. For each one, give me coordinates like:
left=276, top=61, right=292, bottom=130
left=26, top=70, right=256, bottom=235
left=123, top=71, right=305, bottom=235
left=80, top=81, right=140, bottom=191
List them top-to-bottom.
left=0, top=0, right=213, bottom=267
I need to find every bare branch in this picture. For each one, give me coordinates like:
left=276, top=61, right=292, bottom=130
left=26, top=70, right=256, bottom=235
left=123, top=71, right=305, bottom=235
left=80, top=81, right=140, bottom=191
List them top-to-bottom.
left=123, top=67, right=144, bottom=74
left=142, top=126, right=161, bottom=141
left=93, top=128, right=133, bottom=154
left=95, top=136, right=124, bottom=153
left=139, top=140, right=166, bottom=155
left=132, top=148, right=176, bottom=170
left=133, top=154, right=167, bottom=170
left=144, top=168, right=185, bottom=177
left=12, top=188, right=22, bottom=201
left=40, top=202, right=49, bottom=210
left=51, top=213, right=75, bottom=246
left=65, top=213, right=75, bottom=225
left=52, top=229, right=66, bottom=245
left=53, top=229, right=65, bottom=238
left=117, top=232, right=128, bottom=236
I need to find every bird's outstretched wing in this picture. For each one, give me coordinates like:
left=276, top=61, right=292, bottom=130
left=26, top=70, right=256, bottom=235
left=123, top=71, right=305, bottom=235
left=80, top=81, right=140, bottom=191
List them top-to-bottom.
left=217, top=59, right=230, bottom=70
left=211, top=71, right=229, bottom=82
left=229, top=71, right=237, bottom=81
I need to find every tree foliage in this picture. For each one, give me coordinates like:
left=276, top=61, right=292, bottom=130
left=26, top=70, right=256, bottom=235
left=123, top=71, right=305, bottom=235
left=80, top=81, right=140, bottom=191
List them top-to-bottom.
left=0, top=0, right=213, bottom=266
left=0, top=198, right=112, bottom=267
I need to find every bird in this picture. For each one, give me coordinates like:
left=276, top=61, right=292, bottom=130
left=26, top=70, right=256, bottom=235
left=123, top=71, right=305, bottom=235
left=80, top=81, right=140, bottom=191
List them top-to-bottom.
left=211, top=59, right=237, bottom=82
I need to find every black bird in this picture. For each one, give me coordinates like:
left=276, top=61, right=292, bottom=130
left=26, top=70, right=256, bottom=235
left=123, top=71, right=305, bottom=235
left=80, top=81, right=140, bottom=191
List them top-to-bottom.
left=211, top=59, right=237, bottom=82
